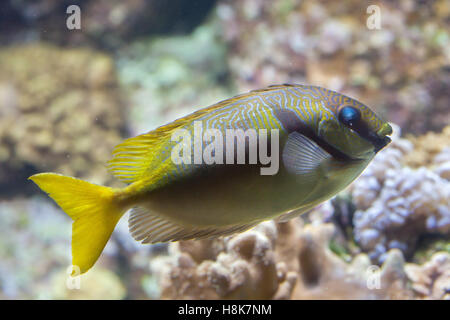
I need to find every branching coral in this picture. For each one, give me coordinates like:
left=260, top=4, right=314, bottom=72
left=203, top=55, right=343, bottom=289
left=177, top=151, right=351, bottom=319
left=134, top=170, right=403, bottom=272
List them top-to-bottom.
left=0, top=44, right=127, bottom=191
left=352, top=125, right=450, bottom=263
left=434, top=147, right=450, bottom=180
left=353, top=167, right=450, bottom=262
left=155, top=220, right=413, bottom=299
left=278, top=221, right=411, bottom=300
left=154, top=222, right=282, bottom=299
left=405, top=252, right=450, bottom=300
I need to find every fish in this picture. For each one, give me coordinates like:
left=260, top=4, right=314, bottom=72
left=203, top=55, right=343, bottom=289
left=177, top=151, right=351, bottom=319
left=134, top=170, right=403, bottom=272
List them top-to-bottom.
left=29, top=84, right=392, bottom=274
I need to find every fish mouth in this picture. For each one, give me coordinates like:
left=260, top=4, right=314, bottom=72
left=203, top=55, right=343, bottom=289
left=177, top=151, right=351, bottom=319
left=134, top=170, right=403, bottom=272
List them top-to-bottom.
left=351, top=122, right=392, bottom=154
left=372, top=123, right=393, bottom=153
left=373, top=135, right=391, bottom=153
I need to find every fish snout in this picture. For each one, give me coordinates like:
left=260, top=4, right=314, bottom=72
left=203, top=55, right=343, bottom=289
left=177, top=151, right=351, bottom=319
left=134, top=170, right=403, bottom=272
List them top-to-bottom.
left=377, top=123, right=393, bottom=137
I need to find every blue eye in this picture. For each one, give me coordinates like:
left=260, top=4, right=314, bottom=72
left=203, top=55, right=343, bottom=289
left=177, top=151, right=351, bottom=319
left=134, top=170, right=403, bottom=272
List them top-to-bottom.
left=339, top=106, right=361, bottom=127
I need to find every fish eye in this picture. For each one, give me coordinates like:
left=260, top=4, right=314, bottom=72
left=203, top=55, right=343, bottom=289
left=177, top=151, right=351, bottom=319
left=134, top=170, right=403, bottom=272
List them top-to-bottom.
left=338, top=106, right=361, bottom=128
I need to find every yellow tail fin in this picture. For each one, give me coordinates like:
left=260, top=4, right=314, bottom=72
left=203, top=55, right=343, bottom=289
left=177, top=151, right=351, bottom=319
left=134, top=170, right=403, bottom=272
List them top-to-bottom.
left=29, top=173, right=125, bottom=274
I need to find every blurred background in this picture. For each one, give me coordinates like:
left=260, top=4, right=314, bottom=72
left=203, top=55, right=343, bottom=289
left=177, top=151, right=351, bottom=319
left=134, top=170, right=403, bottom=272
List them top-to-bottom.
left=0, top=0, right=448, bottom=299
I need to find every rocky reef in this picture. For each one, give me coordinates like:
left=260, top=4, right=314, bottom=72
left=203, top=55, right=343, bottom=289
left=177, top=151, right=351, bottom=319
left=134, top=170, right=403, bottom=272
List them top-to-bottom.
left=0, top=44, right=127, bottom=194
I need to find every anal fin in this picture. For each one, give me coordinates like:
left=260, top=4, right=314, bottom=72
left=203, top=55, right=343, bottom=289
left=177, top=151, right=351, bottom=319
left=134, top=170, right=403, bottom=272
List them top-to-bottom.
left=275, top=202, right=319, bottom=222
left=128, top=207, right=258, bottom=244
left=276, top=208, right=309, bottom=223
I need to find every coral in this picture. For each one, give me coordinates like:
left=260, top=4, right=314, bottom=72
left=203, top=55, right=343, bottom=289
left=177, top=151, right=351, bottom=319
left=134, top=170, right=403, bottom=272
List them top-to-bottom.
left=215, top=0, right=450, bottom=134
left=0, top=44, right=127, bottom=192
left=352, top=125, right=450, bottom=263
left=403, top=126, right=450, bottom=170
left=434, top=148, right=450, bottom=180
left=353, top=167, right=450, bottom=262
left=155, top=220, right=413, bottom=299
left=279, top=221, right=411, bottom=300
left=154, top=222, right=282, bottom=299
left=405, top=252, right=450, bottom=300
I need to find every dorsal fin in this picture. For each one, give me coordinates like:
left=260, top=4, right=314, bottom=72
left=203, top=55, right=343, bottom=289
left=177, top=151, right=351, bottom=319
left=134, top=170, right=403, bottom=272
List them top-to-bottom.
left=107, top=107, right=220, bottom=183
left=106, top=133, right=156, bottom=183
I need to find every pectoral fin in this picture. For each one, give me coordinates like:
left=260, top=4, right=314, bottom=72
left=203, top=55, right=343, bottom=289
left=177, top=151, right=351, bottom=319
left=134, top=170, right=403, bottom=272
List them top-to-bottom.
left=282, top=131, right=332, bottom=176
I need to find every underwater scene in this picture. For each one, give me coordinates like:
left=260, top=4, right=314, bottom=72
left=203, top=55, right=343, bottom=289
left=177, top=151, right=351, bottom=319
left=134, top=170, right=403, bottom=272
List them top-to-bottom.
left=0, top=0, right=449, bottom=300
